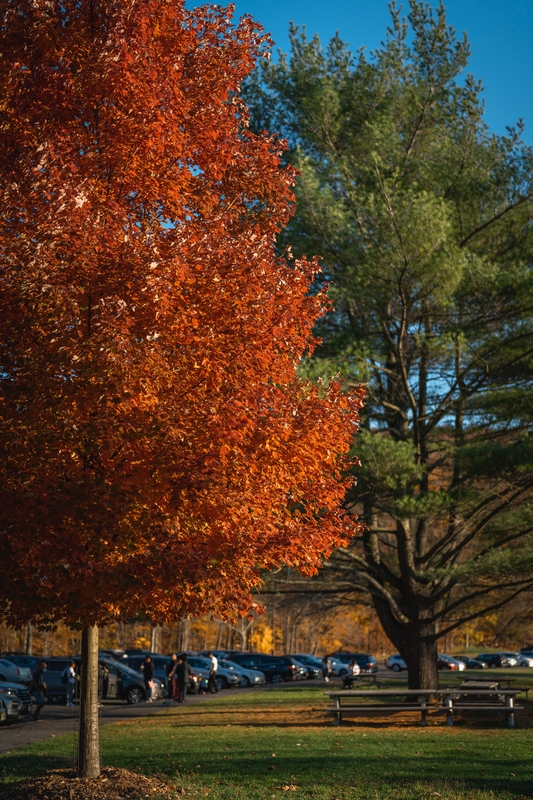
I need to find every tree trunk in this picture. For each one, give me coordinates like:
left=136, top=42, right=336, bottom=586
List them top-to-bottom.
left=373, top=598, right=439, bottom=690
left=25, top=622, right=33, bottom=655
left=401, top=623, right=439, bottom=690
left=78, top=625, right=100, bottom=778
left=150, top=626, right=161, bottom=653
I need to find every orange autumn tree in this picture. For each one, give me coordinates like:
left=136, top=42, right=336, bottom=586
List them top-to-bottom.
left=0, top=0, right=364, bottom=777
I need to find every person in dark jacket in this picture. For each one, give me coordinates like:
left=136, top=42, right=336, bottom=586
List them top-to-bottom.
left=164, top=653, right=178, bottom=705
left=174, top=655, right=191, bottom=704
left=141, top=656, right=155, bottom=702
left=30, top=661, right=48, bottom=719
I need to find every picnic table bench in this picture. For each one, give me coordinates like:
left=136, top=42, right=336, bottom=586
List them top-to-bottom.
left=326, top=685, right=524, bottom=728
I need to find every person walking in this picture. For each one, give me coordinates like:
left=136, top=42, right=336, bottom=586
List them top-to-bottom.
left=207, top=651, right=219, bottom=693
left=163, top=654, right=178, bottom=705
left=174, top=654, right=192, bottom=703
left=141, top=655, right=155, bottom=702
left=30, top=660, right=48, bottom=720
left=62, top=660, right=77, bottom=706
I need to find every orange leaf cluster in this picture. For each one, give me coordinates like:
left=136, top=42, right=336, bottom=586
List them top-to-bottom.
left=0, top=0, right=364, bottom=627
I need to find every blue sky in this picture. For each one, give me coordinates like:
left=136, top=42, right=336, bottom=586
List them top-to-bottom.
left=188, top=0, right=533, bottom=139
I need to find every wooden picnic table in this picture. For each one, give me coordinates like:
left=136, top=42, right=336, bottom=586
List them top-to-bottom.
left=326, top=686, right=524, bottom=728
left=441, top=687, right=523, bottom=727
left=325, top=689, right=437, bottom=727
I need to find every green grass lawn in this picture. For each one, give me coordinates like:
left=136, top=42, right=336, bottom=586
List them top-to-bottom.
left=1, top=682, right=533, bottom=799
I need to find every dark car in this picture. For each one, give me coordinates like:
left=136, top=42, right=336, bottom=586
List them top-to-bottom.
left=329, top=652, right=378, bottom=674
left=1, top=653, right=43, bottom=672
left=229, top=653, right=295, bottom=683
left=476, top=653, right=513, bottom=669
left=124, top=654, right=170, bottom=683
left=289, top=655, right=323, bottom=679
left=453, top=655, right=487, bottom=669
left=45, top=656, right=163, bottom=704
left=437, top=656, right=458, bottom=670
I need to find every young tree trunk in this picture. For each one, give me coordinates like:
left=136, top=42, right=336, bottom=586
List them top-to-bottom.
left=25, top=622, right=33, bottom=655
left=78, top=625, right=100, bottom=778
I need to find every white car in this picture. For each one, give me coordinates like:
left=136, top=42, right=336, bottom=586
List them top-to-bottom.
left=500, top=652, right=533, bottom=667
left=386, top=654, right=407, bottom=672
left=0, top=659, right=32, bottom=685
left=220, top=659, right=266, bottom=687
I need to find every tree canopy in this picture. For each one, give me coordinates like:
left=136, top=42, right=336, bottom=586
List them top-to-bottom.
left=0, top=0, right=363, bottom=631
left=246, top=0, right=533, bottom=687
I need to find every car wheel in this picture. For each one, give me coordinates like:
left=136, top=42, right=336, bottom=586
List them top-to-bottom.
left=391, top=663, right=401, bottom=672
left=490, top=663, right=498, bottom=669
left=338, top=668, right=348, bottom=677
left=271, top=673, right=283, bottom=684
left=215, top=676, right=226, bottom=690
left=239, top=676, right=250, bottom=687
left=126, top=686, right=145, bottom=704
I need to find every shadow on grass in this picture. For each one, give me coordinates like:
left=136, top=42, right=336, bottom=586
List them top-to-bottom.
left=96, top=749, right=533, bottom=799
left=0, top=753, right=73, bottom=783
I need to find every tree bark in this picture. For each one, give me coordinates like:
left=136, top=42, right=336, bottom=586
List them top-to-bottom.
left=373, top=597, right=439, bottom=690
left=25, top=622, right=32, bottom=655
left=401, top=622, right=439, bottom=690
left=78, top=625, right=100, bottom=778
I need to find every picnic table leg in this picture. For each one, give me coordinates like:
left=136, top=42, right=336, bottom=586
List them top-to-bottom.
left=420, top=694, right=427, bottom=727
left=445, top=694, right=453, bottom=727
left=334, top=695, right=341, bottom=726
left=506, top=695, right=515, bottom=728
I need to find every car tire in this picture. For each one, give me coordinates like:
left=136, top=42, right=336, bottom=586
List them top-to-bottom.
left=490, top=663, right=498, bottom=669
left=391, top=664, right=401, bottom=672
left=271, top=673, right=283, bottom=684
left=215, top=676, right=226, bottom=691
left=239, top=676, right=250, bottom=688
left=125, top=686, right=145, bottom=704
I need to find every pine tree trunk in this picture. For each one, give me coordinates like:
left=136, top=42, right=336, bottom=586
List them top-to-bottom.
left=401, top=623, right=439, bottom=690
left=77, top=625, right=100, bottom=778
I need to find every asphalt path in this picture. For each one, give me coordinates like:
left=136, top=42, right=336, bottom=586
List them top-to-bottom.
left=0, top=666, right=398, bottom=755
left=0, top=685, right=261, bottom=754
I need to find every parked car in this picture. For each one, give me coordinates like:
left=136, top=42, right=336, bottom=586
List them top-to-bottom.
left=519, top=647, right=533, bottom=657
left=498, top=651, right=533, bottom=668
left=1, top=653, right=42, bottom=672
left=229, top=653, right=296, bottom=683
left=331, top=653, right=378, bottom=674
left=476, top=653, right=514, bottom=668
left=124, top=654, right=172, bottom=684
left=290, top=654, right=326, bottom=677
left=386, top=654, right=407, bottom=672
left=184, top=655, right=240, bottom=690
left=437, top=655, right=458, bottom=671
left=439, top=655, right=466, bottom=671
left=45, top=656, right=164, bottom=704
left=289, top=656, right=322, bottom=679
left=452, top=656, right=488, bottom=669
left=0, top=658, right=32, bottom=685
left=220, top=659, right=266, bottom=687
left=0, top=681, right=32, bottom=721
left=0, top=699, right=7, bottom=724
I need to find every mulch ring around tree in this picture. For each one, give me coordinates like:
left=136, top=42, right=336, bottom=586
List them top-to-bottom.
left=0, top=767, right=185, bottom=800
